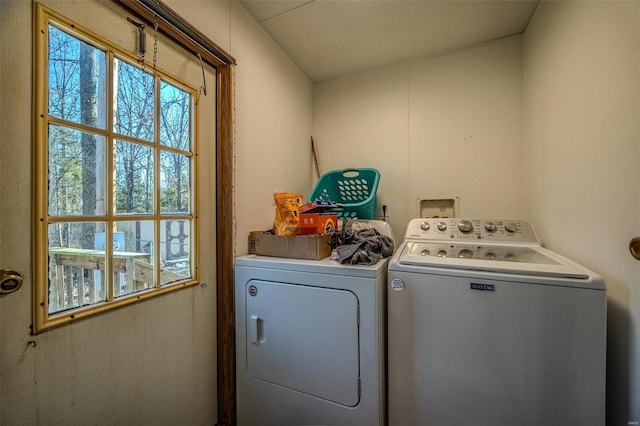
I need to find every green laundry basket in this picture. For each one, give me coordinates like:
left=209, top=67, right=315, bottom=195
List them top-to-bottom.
left=308, top=168, right=380, bottom=219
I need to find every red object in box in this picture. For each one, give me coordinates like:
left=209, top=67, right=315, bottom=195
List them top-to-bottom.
left=299, top=200, right=340, bottom=214
left=299, top=213, right=338, bottom=235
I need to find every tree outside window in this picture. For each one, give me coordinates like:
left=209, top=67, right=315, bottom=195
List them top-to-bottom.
left=35, top=11, right=198, bottom=330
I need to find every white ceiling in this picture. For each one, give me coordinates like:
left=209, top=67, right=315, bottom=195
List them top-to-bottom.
left=240, top=0, right=540, bottom=82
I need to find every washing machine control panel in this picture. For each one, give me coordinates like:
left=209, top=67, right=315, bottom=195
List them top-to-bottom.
left=405, top=218, right=539, bottom=244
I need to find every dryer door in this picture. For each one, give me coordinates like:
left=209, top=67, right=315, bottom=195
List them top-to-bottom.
left=245, top=280, right=360, bottom=407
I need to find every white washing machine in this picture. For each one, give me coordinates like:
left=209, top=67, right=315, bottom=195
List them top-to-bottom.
left=387, top=218, right=606, bottom=426
left=235, top=221, right=392, bottom=426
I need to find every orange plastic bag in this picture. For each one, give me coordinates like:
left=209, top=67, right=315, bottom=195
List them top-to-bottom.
left=273, top=192, right=303, bottom=235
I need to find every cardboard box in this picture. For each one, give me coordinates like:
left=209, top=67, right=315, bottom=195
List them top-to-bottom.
left=299, top=213, right=338, bottom=235
left=249, top=231, right=332, bottom=260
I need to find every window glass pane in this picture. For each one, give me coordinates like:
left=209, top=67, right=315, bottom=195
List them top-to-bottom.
left=48, top=25, right=107, bottom=129
left=113, top=58, right=154, bottom=142
left=160, top=80, right=191, bottom=150
left=48, top=125, right=106, bottom=217
left=115, top=140, right=154, bottom=215
left=160, top=150, right=191, bottom=214
left=161, top=219, right=192, bottom=285
left=113, top=220, right=155, bottom=298
left=48, top=221, right=107, bottom=314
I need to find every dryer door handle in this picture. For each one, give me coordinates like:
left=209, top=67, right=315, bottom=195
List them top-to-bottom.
left=250, top=314, right=264, bottom=344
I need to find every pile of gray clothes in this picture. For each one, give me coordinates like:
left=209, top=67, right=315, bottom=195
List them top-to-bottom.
left=332, top=220, right=395, bottom=265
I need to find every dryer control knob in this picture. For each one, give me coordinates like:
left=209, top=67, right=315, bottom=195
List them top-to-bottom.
left=458, top=220, right=473, bottom=233
left=420, top=222, right=430, bottom=231
left=437, top=222, right=447, bottom=231
left=458, top=249, right=473, bottom=259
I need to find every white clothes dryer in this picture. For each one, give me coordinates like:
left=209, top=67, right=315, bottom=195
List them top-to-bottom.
left=387, top=218, right=606, bottom=426
left=235, top=221, right=392, bottom=426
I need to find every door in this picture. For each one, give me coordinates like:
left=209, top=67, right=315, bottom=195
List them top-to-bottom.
left=0, top=1, right=223, bottom=424
left=245, top=280, right=361, bottom=407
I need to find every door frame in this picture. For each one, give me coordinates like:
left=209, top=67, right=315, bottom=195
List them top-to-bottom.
left=117, top=1, right=236, bottom=424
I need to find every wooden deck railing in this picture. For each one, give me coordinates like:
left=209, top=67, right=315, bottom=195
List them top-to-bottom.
left=48, top=248, right=184, bottom=313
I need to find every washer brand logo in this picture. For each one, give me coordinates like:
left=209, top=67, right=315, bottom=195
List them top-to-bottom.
left=390, top=278, right=405, bottom=292
left=470, top=283, right=495, bottom=291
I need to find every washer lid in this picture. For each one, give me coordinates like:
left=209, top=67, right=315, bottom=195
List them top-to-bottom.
left=397, top=242, right=592, bottom=279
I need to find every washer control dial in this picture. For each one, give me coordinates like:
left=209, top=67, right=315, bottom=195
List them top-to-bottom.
left=405, top=218, right=539, bottom=244
left=458, top=220, right=473, bottom=233
left=484, top=222, right=497, bottom=233
left=504, top=222, right=518, bottom=233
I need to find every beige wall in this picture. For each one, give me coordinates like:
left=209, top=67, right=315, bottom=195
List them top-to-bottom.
left=169, top=0, right=314, bottom=256
left=229, top=1, right=315, bottom=255
left=524, top=2, right=640, bottom=423
left=313, top=36, right=525, bottom=239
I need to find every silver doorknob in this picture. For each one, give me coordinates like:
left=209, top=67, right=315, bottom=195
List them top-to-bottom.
left=630, top=237, right=640, bottom=261
left=0, top=270, right=23, bottom=294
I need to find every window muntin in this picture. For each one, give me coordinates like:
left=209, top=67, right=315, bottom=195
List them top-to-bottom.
left=35, top=10, right=199, bottom=331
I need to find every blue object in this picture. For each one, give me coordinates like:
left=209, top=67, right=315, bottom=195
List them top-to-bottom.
left=308, top=168, right=380, bottom=219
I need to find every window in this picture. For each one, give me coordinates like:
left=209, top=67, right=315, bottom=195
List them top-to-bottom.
left=34, top=6, right=199, bottom=331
